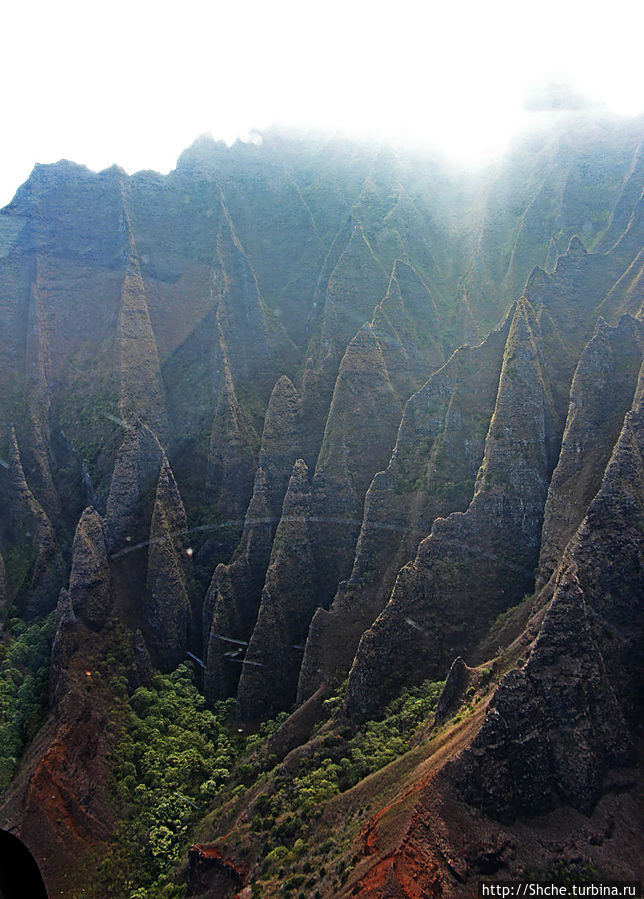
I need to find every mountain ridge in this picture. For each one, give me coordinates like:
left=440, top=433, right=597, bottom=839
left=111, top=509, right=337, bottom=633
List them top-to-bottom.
left=0, top=116, right=642, bottom=898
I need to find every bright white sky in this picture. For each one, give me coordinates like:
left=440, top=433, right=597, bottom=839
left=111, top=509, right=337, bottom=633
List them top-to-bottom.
left=2, top=0, right=643, bottom=207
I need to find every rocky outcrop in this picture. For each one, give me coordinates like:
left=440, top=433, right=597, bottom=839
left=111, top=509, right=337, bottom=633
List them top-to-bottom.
left=463, top=119, right=642, bottom=334
left=175, top=132, right=325, bottom=348
left=596, top=138, right=644, bottom=252
left=597, top=186, right=644, bottom=322
left=202, top=206, right=300, bottom=522
left=211, top=208, right=295, bottom=413
left=298, top=221, right=390, bottom=468
left=319, top=223, right=389, bottom=357
left=525, top=235, right=629, bottom=360
left=116, top=243, right=168, bottom=439
left=599, top=244, right=644, bottom=321
left=375, top=259, right=444, bottom=394
left=21, top=260, right=59, bottom=522
left=293, top=260, right=445, bottom=649
left=453, top=293, right=481, bottom=347
left=344, top=299, right=561, bottom=720
left=537, top=314, right=643, bottom=586
left=298, top=318, right=509, bottom=704
left=308, top=322, right=404, bottom=610
left=453, top=353, right=643, bottom=821
left=205, top=362, right=259, bottom=522
left=203, top=376, right=303, bottom=702
left=257, top=376, right=305, bottom=511
left=104, top=420, right=165, bottom=554
left=103, top=421, right=168, bottom=634
left=4, top=428, right=63, bottom=617
left=143, top=460, right=192, bottom=670
left=236, top=460, right=315, bottom=719
left=203, top=472, right=275, bottom=703
left=68, top=507, right=112, bottom=631
left=455, top=568, right=633, bottom=822
left=49, top=588, right=78, bottom=707
left=434, top=656, right=470, bottom=726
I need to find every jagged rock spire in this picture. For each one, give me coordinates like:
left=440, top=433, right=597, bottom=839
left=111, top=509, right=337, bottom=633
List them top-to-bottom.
left=116, top=245, right=168, bottom=439
left=343, top=298, right=561, bottom=720
left=297, top=314, right=510, bottom=705
left=537, top=314, right=643, bottom=587
left=454, top=357, right=644, bottom=820
left=206, top=360, right=259, bottom=521
left=203, top=376, right=304, bottom=703
left=104, top=420, right=165, bottom=554
left=5, top=427, right=63, bottom=617
left=143, top=459, right=191, bottom=671
left=236, top=459, right=316, bottom=720
left=68, top=507, right=112, bottom=631
left=49, top=588, right=78, bottom=708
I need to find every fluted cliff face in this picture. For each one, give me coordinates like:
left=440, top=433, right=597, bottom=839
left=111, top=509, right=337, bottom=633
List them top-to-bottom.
left=0, top=117, right=642, bottom=898
left=116, top=244, right=169, bottom=440
left=343, top=297, right=562, bottom=720
left=537, top=314, right=643, bottom=587
left=297, top=316, right=509, bottom=704
left=453, top=354, right=644, bottom=821
left=203, top=374, right=304, bottom=701
left=3, top=428, right=63, bottom=618
left=236, top=459, right=316, bottom=719
left=144, top=460, right=192, bottom=670
left=68, top=507, right=112, bottom=631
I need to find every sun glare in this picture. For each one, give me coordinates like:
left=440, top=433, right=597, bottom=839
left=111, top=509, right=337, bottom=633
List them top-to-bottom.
left=1, top=0, right=643, bottom=205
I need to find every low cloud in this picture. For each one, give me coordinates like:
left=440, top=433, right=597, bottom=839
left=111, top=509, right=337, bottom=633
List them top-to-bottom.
left=523, top=79, right=598, bottom=112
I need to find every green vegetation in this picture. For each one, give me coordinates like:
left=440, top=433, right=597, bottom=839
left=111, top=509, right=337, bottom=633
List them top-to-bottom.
left=56, top=343, right=119, bottom=474
left=234, top=380, right=266, bottom=440
left=392, top=438, right=433, bottom=495
left=5, top=542, right=33, bottom=594
left=489, top=593, right=532, bottom=639
left=0, top=614, right=54, bottom=791
left=95, top=664, right=243, bottom=898
left=93, top=669, right=443, bottom=897
left=247, top=678, right=444, bottom=890
left=524, top=862, right=601, bottom=886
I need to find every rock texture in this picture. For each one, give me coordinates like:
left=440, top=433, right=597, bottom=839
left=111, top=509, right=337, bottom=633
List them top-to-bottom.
left=0, top=119, right=643, bottom=898
left=298, top=221, right=390, bottom=467
left=116, top=239, right=168, bottom=440
left=374, top=259, right=445, bottom=396
left=21, top=260, right=59, bottom=523
left=344, top=298, right=561, bottom=720
left=537, top=313, right=643, bottom=586
left=298, top=316, right=509, bottom=703
left=307, top=321, right=404, bottom=614
left=454, top=356, right=644, bottom=820
left=205, top=362, right=260, bottom=522
left=203, top=376, right=303, bottom=701
left=104, top=420, right=165, bottom=554
left=3, top=428, right=63, bottom=617
left=143, top=459, right=192, bottom=670
left=236, top=460, right=316, bottom=719
left=68, top=507, right=112, bottom=630
left=49, top=588, right=77, bottom=707
left=2, top=617, right=123, bottom=896
left=434, top=656, right=470, bottom=726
